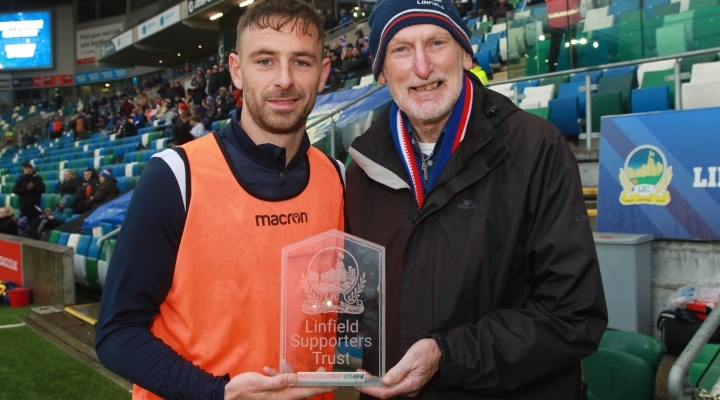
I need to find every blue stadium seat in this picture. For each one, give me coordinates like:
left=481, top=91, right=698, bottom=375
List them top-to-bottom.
left=610, top=0, right=640, bottom=16
left=533, top=4, right=547, bottom=15
left=485, top=32, right=504, bottom=43
left=471, top=36, right=484, bottom=46
left=480, top=41, right=500, bottom=64
left=473, top=51, right=493, bottom=79
left=604, top=65, right=639, bottom=77
left=570, top=70, right=604, bottom=84
left=514, top=79, right=540, bottom=93
left=558, top=81, right=591, bottom=113
left=631, top=86, right=671, bottom=113
left=548, top=97, right=583, bottom=135
left=211, top=121, right=221, bottom=131
left=112, top=164, right=126, bottom=177
left=116, top=177, right=129, bottom=193
left=102, top=223, right=115, bottom=236
left=58, top=232, right=70, bottom=246
left=75, top=235, right=92, bottom=257
left=87, top=237, right=101, bottom=259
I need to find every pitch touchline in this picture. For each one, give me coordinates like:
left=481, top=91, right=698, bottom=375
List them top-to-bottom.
left=0, top=323, right=26, bottom=329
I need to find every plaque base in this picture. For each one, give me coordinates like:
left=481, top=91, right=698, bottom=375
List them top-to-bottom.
left=295, top=372, right=384, bottom=387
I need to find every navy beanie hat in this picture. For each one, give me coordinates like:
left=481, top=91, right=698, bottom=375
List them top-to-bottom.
left=369, top=0, right=473, bottom=80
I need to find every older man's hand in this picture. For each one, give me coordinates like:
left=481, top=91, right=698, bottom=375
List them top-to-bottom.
left=355, top=338, right=442, bottom=398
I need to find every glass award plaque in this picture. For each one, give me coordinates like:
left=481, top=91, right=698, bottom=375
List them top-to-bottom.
left=280, top=229, right=385, bottom=386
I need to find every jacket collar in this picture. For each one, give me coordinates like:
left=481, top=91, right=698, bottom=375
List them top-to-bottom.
left=349, top=72, right=519, bottom=200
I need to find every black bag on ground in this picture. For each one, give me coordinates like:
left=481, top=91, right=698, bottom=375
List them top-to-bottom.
left=658, top=308, right=720, bottom=356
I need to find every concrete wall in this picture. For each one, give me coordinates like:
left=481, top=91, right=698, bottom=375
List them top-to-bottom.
left=0, top=234, right=74, bottom=308
left=650, top=240, right=720, bottom=339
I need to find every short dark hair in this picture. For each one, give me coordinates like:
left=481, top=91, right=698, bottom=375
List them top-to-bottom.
left=236, top=0, right=324, bottom=53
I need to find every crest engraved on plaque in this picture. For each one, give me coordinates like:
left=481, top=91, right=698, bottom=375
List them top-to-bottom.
left=301, top=248, right=366, bottom=315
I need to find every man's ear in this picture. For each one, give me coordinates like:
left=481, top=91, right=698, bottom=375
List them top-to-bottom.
left=462, top=51, right=472, bottom=70
left=229, top=53, right=243, bottom=90
left=318, top=57, right=331, bottom=92
left=377, top=71, right=386, bottom=85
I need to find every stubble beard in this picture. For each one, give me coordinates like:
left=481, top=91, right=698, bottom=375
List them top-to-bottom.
left=385, top=55, right=465, bottom=124
left=241, top=73, right=317, bottom=136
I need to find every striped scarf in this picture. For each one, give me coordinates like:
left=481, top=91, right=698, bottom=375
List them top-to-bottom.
left=390, top=75, right=473, bottom=207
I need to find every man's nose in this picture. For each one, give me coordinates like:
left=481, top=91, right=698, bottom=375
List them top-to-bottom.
left=413, top=48, right=434, bottom=80
left=276, top=62, right=294, bottom=91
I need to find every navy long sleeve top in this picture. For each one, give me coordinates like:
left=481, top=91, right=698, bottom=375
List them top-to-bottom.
left=96, top=110, right=341, bottom=400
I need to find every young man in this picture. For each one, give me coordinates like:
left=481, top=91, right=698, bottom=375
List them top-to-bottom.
left=96, top=1, right=344, bottom=399
left=347, top=1, right=607, bottom=399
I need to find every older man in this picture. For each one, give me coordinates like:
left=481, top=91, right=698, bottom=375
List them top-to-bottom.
left=96, top=0, right=344, bottom=399
left=346, top=1, right=608, bottom=399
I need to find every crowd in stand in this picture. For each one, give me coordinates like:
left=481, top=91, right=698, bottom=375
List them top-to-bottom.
left=325, top=28, right=373, bottom=85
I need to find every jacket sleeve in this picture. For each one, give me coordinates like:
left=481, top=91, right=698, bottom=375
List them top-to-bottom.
left=433, top=124, right=608, bottom=392
left=95, top=157, right=229, bottom=400
left=33, top=177, right=45, bottom=194
left=13, top=178, right=28, bottom=195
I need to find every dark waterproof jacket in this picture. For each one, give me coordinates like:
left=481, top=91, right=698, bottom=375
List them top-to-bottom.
left=345, top=74, right=608, bottom=400
left=13, top=173, right=46, bottom=210
left=58, top=176, right=84, bottom=196
left=86, top=176, right=120, bottom=210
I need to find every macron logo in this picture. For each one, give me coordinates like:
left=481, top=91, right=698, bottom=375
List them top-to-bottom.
left=255, top=212, right=308, bottom=227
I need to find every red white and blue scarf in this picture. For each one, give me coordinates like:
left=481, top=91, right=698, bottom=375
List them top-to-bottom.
left=390, top=75, right=473, bottom=207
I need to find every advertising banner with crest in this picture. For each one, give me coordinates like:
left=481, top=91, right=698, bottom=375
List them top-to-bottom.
left=597, top=107, right=720, bottom=240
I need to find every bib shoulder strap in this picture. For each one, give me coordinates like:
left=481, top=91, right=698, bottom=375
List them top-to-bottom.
left=151, top=148, right=192, bottom=212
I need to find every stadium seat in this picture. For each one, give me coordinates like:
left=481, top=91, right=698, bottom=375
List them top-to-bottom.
left=649, top=2, right=680, bottom=17
left=583, top=14, right=615, bottom=32
left=656, top=24, right=687, bottom=56
left=480, top=41, right=500, bottom=64
left=474, top=51, right=493, bottom=79
left=680, top=53, right=719, bottom=74
left=637, top=59, right=676, bottom=86
left=689, top=61, right=720, bottom=85
left=603, top=65, right=639, bottom=77
left=642, top=68, right=677, bottom=107
left=570, top=70, right=604, bottom=84
left=597, top=73, right=637, bottom=113
left=539, top=75, right=569, bottom=97
left=515, top=79, right=540, bottom=93
left=558, top=81, right=590, bottom=114
left=682, top=81, right=720, bottom=109
left=521, top=85, right=555, bottom=108
left=632, top=85, right=671, bottom=113
left=591, top=91, right=623, bottom=131
left=549, top=97, right=583, bottom=135
left=524, top=107, right=551, bottom=120
left=48, top=230, right=61, bottom=244
left=73, top=235, right=91, bottom=286
left=86, top=237, right=101, bottom=259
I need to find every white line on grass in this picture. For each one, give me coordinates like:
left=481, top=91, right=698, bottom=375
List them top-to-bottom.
left=0, top=323, right=26, bottom=329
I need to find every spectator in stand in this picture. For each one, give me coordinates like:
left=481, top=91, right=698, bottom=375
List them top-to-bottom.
left=487, top=0, right=514, bottom=20
left=324, top=8, right=338, bottom=32
left=339, top=9, right=351, bottom=29
left=354, top=29, right=365, bottom=47
left=340, top=45, right=370, bottom=81
left=469, top=57, right=490, bottom=84
left=217, top=63, right=232, bottom=92
left=207, top=65, right=222, bottom=97
left=191, top=76, right=207, bottom=105
left=158, top=79, right=171, bottom=100
left=186, top=89, right=196, bottom=106
left=54, top=92, right=64, bottom=111
left=173, top=94, right=185, bottom=108
left=40, top=95, right=49, bottom=110
left=120, top=96, right=134, bottom=117
left=204, top=96, right=216, bottom=129
left=214, top=96, right=233, bottom=121
left=132, top=109, right=147, bottom=129
left=174, top=110, right=193, bottom=145
left=75, top=114, right=88, bottom=141
left=119, top=115, right=138, bottom=138
left=189, top=115, right=206, bottom=138
left=51, top=117, right=63, bottom=139
left=31, top=124, right=42, bottom=140
left=21, top=132, right=36, bottom=147
left=13, top=164, right=45, bottom=221
left=73, top=168, right=99, bottom=213
left=58, top=169, right=84, bottom=196
left=83, top=169, right=120, bottom=211
left=51, top=195, right=75, bottom=224
left=0, top=206, right=17, bottom=236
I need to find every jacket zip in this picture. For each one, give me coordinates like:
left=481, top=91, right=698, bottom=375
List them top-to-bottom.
left=279, top=172, right=285, bottom=186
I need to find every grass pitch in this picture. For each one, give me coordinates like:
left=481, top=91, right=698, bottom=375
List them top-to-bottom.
left=0, top=306, right=130, bottom=400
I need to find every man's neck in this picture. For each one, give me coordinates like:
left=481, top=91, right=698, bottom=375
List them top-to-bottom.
left=239, top=108, right=305, bottom=165
left=407, top=113, right=452, bottom=144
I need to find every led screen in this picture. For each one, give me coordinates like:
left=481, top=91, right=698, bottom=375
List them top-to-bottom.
left=0, top=11, right=53, bottom=70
